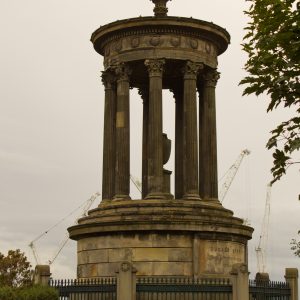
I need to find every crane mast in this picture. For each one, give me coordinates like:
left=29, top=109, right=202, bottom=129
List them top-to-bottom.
left=219, top=149, right=251, bottom=203
left=255, top=183, right=272, bottom=274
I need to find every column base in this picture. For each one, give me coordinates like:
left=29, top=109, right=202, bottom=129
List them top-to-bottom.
left=145, top=192, right=166, bottom=200
left=183, top=193, right=201, bottom=200
left=113, top=195, right=131, bottom=201
left=98, top=198, right=112, bottom=207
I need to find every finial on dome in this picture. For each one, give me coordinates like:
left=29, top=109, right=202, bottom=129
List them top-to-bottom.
left=151, top=0, right=171, bottom=17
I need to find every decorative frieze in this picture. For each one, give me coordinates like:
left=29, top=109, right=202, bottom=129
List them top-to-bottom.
left=149, top=36, right=161, bottom=46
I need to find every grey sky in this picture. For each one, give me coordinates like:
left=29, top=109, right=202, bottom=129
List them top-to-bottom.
left=0, top=0, right=299, bottom=281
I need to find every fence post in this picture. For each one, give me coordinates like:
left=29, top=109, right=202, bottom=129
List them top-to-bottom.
left=116, top=261, right=137, bottom=300
left=231, top=263, right=249, bottom=300
left=34, top=265, right=51, bottom=286
left=285, top=268, right=298, bottom=300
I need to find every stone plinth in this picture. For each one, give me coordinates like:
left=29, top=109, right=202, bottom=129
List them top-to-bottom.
left=69, top=199, right=253, bottom=278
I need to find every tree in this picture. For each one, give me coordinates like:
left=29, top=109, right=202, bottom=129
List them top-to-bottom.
left=240, top=0, right=300, bottom=184
left=291, top=231, right=300, bottom=257
left=0, top=249, right=33, bottom=287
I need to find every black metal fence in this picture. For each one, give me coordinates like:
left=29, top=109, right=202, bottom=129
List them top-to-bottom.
left=50, top=277, right=292, bottom=300
left=136, top=277, right=232, bottom=300
left=50, top=278, right=117, bottom=300
left=249, top=280, right=291, bottom=300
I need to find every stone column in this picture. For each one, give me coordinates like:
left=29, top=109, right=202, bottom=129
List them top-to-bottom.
left=144, top=59, right=165, bottom=199
left=182, top=61, right=202, bottom=200
left=114, top=63, right=131, bottom=200
left=198, top=69, right=220, bottom=200
left=101, top=70, right=116, bottom=201
left=172, top=85, right=184, bottom=199
left=138, top=86, right=149, bottom=199
left=116, top=261, right=137, bottom=300
left=231, top=263, right=250, bottom=300
left=34, top=265, right=51, bottom=286
left=285, top=268, right=299, bottom=300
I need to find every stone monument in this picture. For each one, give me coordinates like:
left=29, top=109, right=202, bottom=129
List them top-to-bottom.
left=68, top=0, right=253, bottom=278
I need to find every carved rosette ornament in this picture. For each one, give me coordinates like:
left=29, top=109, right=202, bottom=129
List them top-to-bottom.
left=149, top=36, right=161, bottom=47
left=170, top=36, right=181, bottom=47
left=131, top=37, right=140, bottom=48
left=189, top=38, right=198, bottom=49
left=145, top=59, right=165, bottom=77
left=182, top=61, right=204, bottom=80
left=114, top=63, right=132, bottom=81
left=101, top=69, right=116, bottom=90
left=203, top=70, right=220, bottom=88
left=121, top=262, right=130, bottom=272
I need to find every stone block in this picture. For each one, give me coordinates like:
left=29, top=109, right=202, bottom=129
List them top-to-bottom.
left=109, top=248, right=133, bottom=262
left=133, top=248, right=169, bottom=261
left=168, top=248, right=192, bottom=262
left=78, top=249, right=109, bottom=264
left=152, top=262, right=192, bottom=276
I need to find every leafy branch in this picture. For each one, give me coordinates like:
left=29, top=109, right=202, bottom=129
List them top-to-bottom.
left=240, top=0, right=300, bottom=183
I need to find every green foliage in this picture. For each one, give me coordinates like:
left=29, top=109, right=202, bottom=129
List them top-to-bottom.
left=240, top=0, right=300, bottom=183
left=291, top=231, right=300, bottom=257
left=0, top=249, right=33, bottom=287
left=18, top=285, right=59, bottom=300
left=0, top=286, right=58, bottom=300
left=0, top=286, right=17, bottom=300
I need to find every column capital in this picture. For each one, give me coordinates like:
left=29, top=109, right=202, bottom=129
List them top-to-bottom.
left=145, top=59, right=165, bottom=77
left=182, top=61, right=204, bottom=80
left=114, top=63, right=132, bottom=82
left=101, top=69, right=116, bottom=90
left=202, top=69, right=220, bottom=88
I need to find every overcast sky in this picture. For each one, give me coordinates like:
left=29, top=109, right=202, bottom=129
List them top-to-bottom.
left=0, top=0, right=299, bottom=282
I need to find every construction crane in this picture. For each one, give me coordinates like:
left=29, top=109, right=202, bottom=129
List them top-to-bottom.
left=219, top=149, right=250, bottom=203
left=130, top=174, right=142, bottom=193
left=255, top=183, right=272, bottom=274
left=29, top=192, right=100, bottom=266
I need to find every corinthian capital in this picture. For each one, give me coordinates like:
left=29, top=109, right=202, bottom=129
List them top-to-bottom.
left=145, top=59, right=165, bottom=77
left=182, top=61, right=204, bottom=80
left=114, top=63, right=132, bottom=81
left=101, top=69, right=116, bottom=90
left=203, top=70, right=220, bottom=88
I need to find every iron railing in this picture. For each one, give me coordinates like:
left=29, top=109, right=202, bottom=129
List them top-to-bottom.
left=49, top=276, right=292, bottom=300
left=136, top=277, right=232, bottom=300
left=50, top=278, right=117, bottom=300
left=249, top=280, right=291, bottom=300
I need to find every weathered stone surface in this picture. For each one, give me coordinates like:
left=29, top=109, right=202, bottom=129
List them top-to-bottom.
left=69, top=2, right=253, bottom=280
left=72, top=200, right=252, bottom=277
left=198, top=240, right=245, bottom=275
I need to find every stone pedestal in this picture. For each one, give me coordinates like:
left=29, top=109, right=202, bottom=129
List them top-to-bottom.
left=69, top=199, right=253, bottom=278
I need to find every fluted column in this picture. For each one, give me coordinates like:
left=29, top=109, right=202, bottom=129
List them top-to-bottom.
left=144, top=59, right=165, bottom=199
left=182, top=61, right=202, bottom=199
left=114, top=63, right=131, bottom=200
left=101, top=69, right=117, bottom=201
left=198, top=69, right=220, bottom=199
left=138, top=85, right=149, bottom=199
left=172, top=85, right=184, bottom=199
